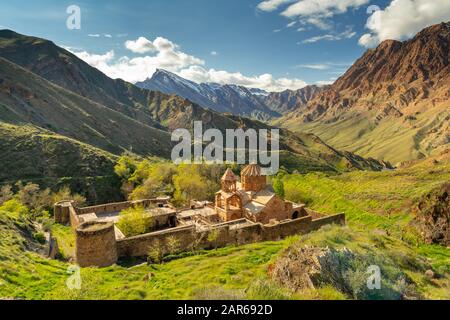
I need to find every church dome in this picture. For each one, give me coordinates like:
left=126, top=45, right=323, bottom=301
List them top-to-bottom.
left=241, top=164, right=262, bottom=177
left=221, top=168, right=237, bottom=182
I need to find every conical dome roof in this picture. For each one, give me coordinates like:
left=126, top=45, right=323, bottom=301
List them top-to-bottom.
left=241, top=164, right=262, bottom=177
left=221, top=168, right=237, bottom=181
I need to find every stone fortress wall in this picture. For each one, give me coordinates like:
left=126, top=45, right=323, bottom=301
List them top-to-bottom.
left=54, top=199, right=345, bottom=267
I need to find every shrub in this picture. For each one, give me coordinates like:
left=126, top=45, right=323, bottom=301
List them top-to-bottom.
left=272, top=178, right=285, bottom=199
left=284, top=183, right=312, bottom=205
left=52, top=185, right=86, bottom=207
left=0, top=199, right=29, bottom=219
left=116, top=205, right=154, bottom=237
left=33, top=232, right=46, bottom=244
left=166, top=236, right=181, bottom=255
left=147, top=239, right=163, bottom=264
left=246, top=279, right=294, bottom=300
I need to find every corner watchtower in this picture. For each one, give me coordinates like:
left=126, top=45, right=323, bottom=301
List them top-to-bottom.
left=75, top=221, right=118, bottom=267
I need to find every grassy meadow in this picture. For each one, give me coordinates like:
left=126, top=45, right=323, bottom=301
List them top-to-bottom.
left=0, top=157, right=448, bottom=300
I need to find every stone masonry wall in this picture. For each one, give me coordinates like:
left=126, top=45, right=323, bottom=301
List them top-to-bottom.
left=76, top=199, right=170, bottom=215
left=115, top=214, right=345, bottom=259
left=76, top=221, right=118, bottom=267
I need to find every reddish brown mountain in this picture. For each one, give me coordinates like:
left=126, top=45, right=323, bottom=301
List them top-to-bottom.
left=279, top=22, right=450, bottom=164
left=263, top=85, right=329, bottom=114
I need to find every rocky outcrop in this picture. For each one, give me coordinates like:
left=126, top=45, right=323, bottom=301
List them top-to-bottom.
left=263, top=85, right=329, bottom=114
left=412, top=183, right=450, bottom=246
left=269, top=245, right=420, bottom=300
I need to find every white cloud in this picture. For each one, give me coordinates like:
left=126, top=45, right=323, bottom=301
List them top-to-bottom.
left=257, top=0, right=293, bottom=12
left=258, top=0, right=369, bottom=30
left=281, top=0, right=369, bottom=18
left=359, top=0, right=450, bottom=48
left=304, top=16, right=332, bottom=30
left=286, top=21, right=297, bottom=27
left=297, top=27, right=306, bottom=32
left=302, top=27, right=356, bottom=43
left=273, top=29, right=282, bottom=33
left=88, top=33, right=114, bottom=38
left=67, top=36, right=307, bottom=92
left=125, top=36, right=157, bottom=53
left=72, top=50, right=115, bottom=66
left=210, top=51, right=218, bottom=56
left=296, top=63, right=329, bottom=70
left=179, top=66, right=307, bottom=92
left=316, top=79, right=334, bottom=86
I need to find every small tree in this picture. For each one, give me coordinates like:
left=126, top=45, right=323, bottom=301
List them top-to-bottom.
left=173, top=164, right=208, bottom=206
left=272, top=178, right=285, bottom=199
left=15, top=182, right=53, bottom=216
left=53, top=185, right=86, bottom=207
left=116, top=205, right=154, bottom=237
left=207, top=229, right=220, bottom=249
left=166, top=235, right=181, bottom=255
left=147, top=239, right=163, bottom=264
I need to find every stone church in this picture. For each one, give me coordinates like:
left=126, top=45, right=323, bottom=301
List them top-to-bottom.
left=215, top=164, right=305, bottom=224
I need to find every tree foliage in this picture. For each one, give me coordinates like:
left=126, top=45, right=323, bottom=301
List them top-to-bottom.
left=116, top=205, right=154, bottom=237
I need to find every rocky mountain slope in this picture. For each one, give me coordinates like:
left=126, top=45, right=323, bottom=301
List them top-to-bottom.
left=277, top=22, right=450, bottom=165
left=0, top=29, right=390, bottom=182
left=0, top=57, right=172, bottom=157
left=136, top=69, right=279, bottom=120
left=137, top=69, right=327, bottom=119
left=264, top=85, right=329, bottom=114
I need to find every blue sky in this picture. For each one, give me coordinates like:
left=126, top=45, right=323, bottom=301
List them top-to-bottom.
left=1, top=0, right=448, bottom=91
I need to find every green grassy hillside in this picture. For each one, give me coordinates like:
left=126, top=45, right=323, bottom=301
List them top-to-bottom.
left=0, top=57, right=173, bottom=157
left=278, top=107, right=449, bottom=165
left=0, top=123, right=115, bottom=182
left=0, top=157, right=448, bottom=300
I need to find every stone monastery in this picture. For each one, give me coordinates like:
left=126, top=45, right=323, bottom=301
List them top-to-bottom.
left=54, top=164, right=345, bottom=267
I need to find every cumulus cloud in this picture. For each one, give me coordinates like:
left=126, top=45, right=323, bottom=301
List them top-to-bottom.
left=258, top=0, right=369, bottom=29
left=359, top=0, right=450, bottom=48
left=67, top=36, right=307, bottom=91
left=125, top=36, right=157, bottom=53
left=179, top=66, right=307, bottom=92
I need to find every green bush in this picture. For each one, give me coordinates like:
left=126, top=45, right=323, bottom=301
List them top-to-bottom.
left=116, top=205, right=154, bottom=237
left=33, top=232, right=46, bottom=244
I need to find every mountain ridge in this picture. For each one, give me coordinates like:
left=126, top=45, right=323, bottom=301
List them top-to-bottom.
left=277, top=22, right=450, bottom=164
left=0, top=29, right=391, bottom=181
left=136, top=68, right=327, bottom=119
